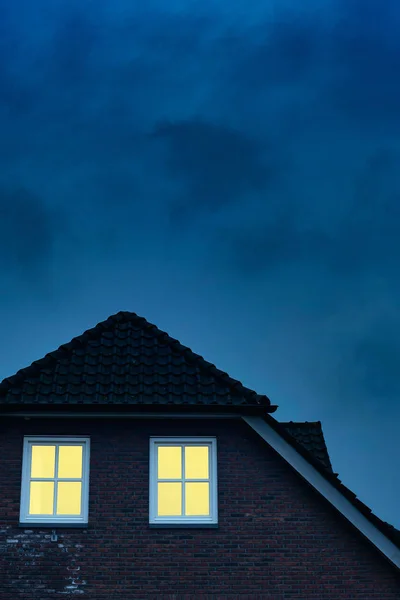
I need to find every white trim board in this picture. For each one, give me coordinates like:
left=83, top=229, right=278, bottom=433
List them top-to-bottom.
left=243, top=416, right=400, bottom=570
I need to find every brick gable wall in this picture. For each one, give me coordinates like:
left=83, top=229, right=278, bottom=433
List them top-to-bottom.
left=0, top=418, right=399, bottom=599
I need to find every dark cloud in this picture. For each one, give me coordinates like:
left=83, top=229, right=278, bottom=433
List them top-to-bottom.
left=216, top=0, right=400, bottom=134
left=327, top=0, right=400, bottom=125
left=0, top=7, right=37, bottom=116
left=120, top=10, right=214, bottom=63
left=50, top=11, right=99, bottom=85
left=224, top=13, right=323, bottom=91
left=0, top=70, right=36, bottom=117
left=152, top=119, right=279, bottom=221
left=217, top=145, right=400, bottom=278
left=0, top=187, right=64, bottom=281
left=218, top=219, right=331, bottom=277
left=333, top=317, right=400, bottom=405
left=353, top=330, right=400, bottom=400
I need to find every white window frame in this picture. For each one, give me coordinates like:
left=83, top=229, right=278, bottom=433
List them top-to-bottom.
left=20, top=436, right=90, bottom=525
left=149, top=437, right=218, bottom=526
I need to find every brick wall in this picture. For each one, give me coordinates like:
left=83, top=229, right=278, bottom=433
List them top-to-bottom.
left=0, top=418, right=399, bottom=599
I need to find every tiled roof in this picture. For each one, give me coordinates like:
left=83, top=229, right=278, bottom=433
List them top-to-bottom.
left=0, top=311, right=277, bottom=411
left=272, top=417, right=400, bottom=550
left=280, top=421, right=333, bottom=473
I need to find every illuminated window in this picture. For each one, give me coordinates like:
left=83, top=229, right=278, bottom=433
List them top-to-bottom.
left=20, top=437, right=90, bottom=525
left=149, top=437, right=217, bottom=526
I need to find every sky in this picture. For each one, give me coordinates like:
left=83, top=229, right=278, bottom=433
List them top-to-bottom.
left=0, top=0, right=399, bottom=528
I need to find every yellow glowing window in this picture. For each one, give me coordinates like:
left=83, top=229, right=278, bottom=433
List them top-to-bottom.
left=20, top=438, right=90, bottom=524
left=150, top=438, right=217, bottom=525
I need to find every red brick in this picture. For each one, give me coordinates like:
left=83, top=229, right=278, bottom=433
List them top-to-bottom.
left=0, top=418, right=399, bottom=598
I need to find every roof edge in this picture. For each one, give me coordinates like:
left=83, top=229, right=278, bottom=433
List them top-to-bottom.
left=0, top=404, right=275, bottom=416
left=243, top=415, right=400, bottom=571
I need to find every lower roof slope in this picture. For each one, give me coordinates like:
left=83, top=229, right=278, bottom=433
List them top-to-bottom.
left=0, top=311, right=276, bottom=411
left=272, top=417, right=400, bottom=551
left=280, top=421, right=333, bottom=473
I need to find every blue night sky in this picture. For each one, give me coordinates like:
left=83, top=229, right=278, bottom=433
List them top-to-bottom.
left=0, top=0, right=399, bottom=527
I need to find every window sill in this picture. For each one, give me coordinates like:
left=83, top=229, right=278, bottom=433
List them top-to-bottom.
left=149, top=522, right=218, bottom=529
left=19, top=523, right=89, bottom=529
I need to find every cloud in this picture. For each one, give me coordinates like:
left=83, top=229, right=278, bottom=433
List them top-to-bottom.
left=212, top=0, right=400, bottom=136
left=319, top=0, right=400, bottom=126
left=0, top=6, right=38, bottom=117
left=49, top=10, right=99, bottom=86
left=223, top=11, right=324, bottom=92
left=152, top=119, right=279, bottom=223
left=215, top=143, right=400, bottom=279
left=0, top=187, right=64, bottom=281
left=218, top=219, right=330, bottom=277
left=330, top=313, right=400, bottom=408
left=352, top=327, right=400, bottom=400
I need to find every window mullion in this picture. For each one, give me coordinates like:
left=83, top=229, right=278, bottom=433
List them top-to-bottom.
left=53, top=445, right=59, bottom=516
left=182, top=445, right=186, bottom=516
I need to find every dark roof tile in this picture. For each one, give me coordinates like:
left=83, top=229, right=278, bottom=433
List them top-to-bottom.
left=0, top=311, right=277, bottom=411
left=280, top=421, right=334, bottom=473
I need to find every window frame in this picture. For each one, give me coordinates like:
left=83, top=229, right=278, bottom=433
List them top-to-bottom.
left=20, top=436, right=90, bottom=526
left=149, top=437, right=218, bottom=527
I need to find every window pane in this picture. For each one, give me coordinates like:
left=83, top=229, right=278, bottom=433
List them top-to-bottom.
left=31, top=445, right=55, bottom=478
left=58, top=445, right=83, bottom=478
left=158, top=446, right=182, bottom=479
left=185, top=446, right=209, bottom=479
left=29, top=481, right=54, bottom=514
left=56, top=482, right=82, bottom=515
left=157, top=482, right=182, bottom=516
left=185, top=482, right=209, bottom=516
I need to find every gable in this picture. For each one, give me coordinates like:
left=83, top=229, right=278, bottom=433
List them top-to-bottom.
left=245, top=416, right=400, bottom=570
left=1, top=417, right=400, bottom=597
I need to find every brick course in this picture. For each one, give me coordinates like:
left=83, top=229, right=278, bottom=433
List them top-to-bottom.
left=0, top=418, right=399, bottom=599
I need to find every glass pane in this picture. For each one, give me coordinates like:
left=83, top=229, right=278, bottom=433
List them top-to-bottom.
left=31, top=445, right=55, bottom=478
left=58, top=445, right=83, bottom=478
left=158, top=446, right=182, bottom=479
left=185, top=446, right=209, bottom=479
left=29, top=481, right=54, bottom=514
left=56, top=482, right=82, bottom=515
left=157, top=482, right=182, bottom=516
left=185, top=482, right=209, bottom=516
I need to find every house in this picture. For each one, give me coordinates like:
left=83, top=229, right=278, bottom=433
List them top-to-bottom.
left=0, top=310, right=399, bottom=599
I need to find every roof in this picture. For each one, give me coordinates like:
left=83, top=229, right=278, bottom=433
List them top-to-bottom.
left=0, top=311, right=277, bottom=412
left=264, top=416, right=400, bottom=554
left=280, top=421, right=333, bottom=473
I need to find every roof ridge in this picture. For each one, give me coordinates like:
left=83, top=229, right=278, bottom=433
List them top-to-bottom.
left=0, top=311, right=277, bottom=410
left=0, top=313, right=118, bottom=393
